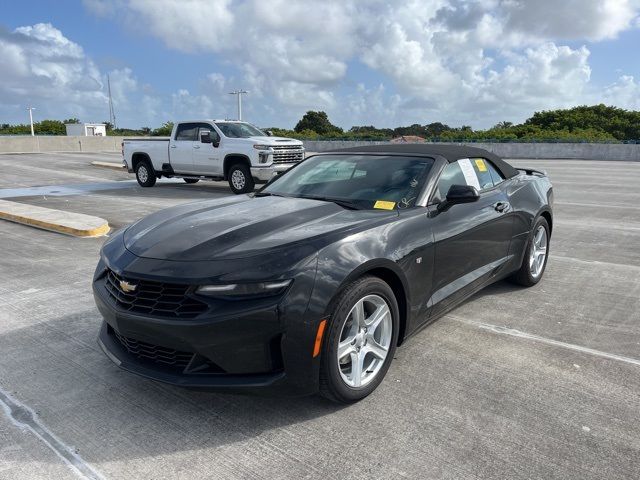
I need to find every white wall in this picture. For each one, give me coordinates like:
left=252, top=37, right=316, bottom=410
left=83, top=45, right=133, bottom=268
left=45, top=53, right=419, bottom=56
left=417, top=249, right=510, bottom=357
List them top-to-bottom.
left=65, top=123, right=107, bottom=136
left=65, top=124, right=84, bottom=136
left=302, top=140, right=640, bottom=161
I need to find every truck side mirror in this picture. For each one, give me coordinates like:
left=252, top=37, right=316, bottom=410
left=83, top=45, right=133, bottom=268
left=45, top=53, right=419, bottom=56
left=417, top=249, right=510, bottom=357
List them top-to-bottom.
left=266, top=130, right=273, bottom=136
left=200, top=131, right=211, bottom=144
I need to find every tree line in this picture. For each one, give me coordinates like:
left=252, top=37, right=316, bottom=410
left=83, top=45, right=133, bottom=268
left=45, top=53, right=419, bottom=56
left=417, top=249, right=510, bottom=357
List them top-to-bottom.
left=2, top=104, right=639, bottom=142
left=268, top=105, right=640, bottom=142
left=0, top=119, right=173, bottom=137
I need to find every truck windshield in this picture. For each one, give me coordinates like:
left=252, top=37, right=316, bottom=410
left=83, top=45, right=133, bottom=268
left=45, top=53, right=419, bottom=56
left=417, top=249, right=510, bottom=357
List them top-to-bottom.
left=215, top=122, right=266, bottom=138
left=261, top=154, right=434, bottom=210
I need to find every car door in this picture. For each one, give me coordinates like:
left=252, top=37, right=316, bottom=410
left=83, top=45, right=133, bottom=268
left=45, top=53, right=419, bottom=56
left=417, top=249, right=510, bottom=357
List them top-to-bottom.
left=170, top=123, right=198, bottom=174
left=192, top=123, right=223, bottom=175
left=427, top=157, right=513, bottom=316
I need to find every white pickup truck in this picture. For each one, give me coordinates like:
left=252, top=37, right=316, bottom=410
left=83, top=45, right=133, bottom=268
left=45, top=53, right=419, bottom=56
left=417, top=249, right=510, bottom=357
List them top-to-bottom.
left=122, top=120, right=305, bottom=194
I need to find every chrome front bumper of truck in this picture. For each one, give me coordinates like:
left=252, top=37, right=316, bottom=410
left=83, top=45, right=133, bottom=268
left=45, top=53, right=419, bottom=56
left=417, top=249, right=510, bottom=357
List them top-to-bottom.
left=251, top=163, right=299, bottom=181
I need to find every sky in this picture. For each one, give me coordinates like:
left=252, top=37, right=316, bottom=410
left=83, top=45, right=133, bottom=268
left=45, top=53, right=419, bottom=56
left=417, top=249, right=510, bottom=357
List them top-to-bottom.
left=2, top=0, right=640, bottom=130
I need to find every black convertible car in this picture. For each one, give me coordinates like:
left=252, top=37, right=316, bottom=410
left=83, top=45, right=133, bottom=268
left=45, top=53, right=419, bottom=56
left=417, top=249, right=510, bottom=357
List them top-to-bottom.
left=94, top=144, right=553, bottom=402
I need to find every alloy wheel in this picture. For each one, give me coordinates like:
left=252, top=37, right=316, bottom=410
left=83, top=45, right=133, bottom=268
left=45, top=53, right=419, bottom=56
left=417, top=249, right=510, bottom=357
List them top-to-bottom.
left=529, top=225, right=548, bottom=278
left=337, top=294, right=393, bottom=388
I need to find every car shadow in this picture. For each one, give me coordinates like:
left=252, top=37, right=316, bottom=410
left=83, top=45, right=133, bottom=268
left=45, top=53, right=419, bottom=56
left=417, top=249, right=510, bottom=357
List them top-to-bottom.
left=0, top=309, right=347, bottom=464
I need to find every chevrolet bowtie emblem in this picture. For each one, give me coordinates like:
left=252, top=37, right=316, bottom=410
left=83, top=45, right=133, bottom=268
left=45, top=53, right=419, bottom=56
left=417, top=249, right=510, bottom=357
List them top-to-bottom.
left=119, top=280, right=137, bottom=293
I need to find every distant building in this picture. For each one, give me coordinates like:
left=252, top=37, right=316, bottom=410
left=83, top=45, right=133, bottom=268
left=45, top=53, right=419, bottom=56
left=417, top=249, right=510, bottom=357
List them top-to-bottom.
left=65, top=123, right=107, bottom=136
left=390, top=135, right=425, bottom=144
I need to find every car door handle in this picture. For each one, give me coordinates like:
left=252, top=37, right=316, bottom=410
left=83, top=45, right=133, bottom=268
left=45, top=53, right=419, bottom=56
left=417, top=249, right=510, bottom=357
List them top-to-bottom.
left=170, top=145, right=177, bottom=148
left=193, top=145, right=200, bottom=149
left=494, top=201, right=510, bottom=212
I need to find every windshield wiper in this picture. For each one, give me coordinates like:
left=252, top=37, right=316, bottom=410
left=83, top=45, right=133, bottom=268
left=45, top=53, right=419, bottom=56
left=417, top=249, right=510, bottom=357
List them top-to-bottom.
left=253, top=192, right=289, bottom=198
left=298, top=195, right=362, bottom=210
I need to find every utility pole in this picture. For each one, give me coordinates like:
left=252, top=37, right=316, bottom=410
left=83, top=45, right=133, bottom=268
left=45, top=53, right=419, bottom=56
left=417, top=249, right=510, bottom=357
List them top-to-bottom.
left=107, top=74, right=117, bottom=129
left=228, top=90, right=248, bottom=120
left=27, top=106, right=36, bottom=136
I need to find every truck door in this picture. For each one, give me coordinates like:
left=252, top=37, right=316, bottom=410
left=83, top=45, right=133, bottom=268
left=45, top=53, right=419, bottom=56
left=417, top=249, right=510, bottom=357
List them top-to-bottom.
left=170, top=123, right=198, bottom=174
left=192, top=123, right=222, bottom=175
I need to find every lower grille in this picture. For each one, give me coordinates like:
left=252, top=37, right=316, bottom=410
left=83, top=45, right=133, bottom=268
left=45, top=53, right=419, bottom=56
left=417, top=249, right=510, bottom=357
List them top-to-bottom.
left=104, top=269, right=208, bottom=319
left=113, top=329, right=194, bottom=369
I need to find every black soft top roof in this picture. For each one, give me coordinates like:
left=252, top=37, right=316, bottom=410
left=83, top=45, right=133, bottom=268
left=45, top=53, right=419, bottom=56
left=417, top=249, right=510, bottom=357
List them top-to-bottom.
left=328, top=143, right=519, bottom=179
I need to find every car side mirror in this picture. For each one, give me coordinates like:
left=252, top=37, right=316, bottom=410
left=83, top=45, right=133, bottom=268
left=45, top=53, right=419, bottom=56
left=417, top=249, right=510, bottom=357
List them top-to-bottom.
left=266, top=130, right=273, bottom=136
left=200, top=131, right=211, bottom=144
left=212, top=136, right=220, bottom=148
left=437, top=184, right=480, bottom=212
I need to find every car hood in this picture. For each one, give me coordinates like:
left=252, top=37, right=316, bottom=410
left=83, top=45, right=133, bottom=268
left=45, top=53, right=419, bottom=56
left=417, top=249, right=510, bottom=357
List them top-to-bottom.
left=123, top=196, right=396, bottom=261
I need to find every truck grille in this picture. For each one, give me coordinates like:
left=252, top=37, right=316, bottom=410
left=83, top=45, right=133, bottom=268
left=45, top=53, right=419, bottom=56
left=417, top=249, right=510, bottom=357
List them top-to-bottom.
left=272, top=145, right=304, bottom=163
left=104, top=269, right=208, bottom=319
left=113, top=329, right=194, bottom=369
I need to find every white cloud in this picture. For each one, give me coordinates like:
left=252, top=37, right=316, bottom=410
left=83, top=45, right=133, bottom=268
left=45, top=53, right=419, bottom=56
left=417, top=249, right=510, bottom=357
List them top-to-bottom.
left=82, top=0, right=639, bottom=127
left=5, top=1, right=640, bottom=129
left=0, top=23, right=112, bottom=123
left=602, top=75, right=640, bottom=109
left=343, top=84, right=403, bottom=127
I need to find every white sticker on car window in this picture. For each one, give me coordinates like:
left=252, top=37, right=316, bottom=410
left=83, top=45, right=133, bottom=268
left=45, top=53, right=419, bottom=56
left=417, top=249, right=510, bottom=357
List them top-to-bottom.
left=459, top=159, right=480, bottom=190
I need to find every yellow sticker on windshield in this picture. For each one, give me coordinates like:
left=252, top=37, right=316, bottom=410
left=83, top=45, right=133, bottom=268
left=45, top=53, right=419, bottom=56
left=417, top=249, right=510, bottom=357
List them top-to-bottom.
left=475, top=159, right=487, bottom=172
left=374, top=200, right=396, bottom=210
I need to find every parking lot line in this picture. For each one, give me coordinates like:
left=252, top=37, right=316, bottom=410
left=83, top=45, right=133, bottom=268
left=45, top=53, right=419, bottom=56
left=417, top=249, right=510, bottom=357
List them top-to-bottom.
left=0, top=181, right=138, bottom=199
left=450, top=316, right=640, bottom=367
left=0, top=386, right=104, bottom=480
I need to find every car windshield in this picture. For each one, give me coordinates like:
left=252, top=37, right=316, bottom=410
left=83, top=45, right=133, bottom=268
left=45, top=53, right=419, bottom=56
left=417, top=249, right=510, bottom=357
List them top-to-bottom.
left=215, top=122, right=266, bottom=138
left=262, top=154, right=434, bottom=210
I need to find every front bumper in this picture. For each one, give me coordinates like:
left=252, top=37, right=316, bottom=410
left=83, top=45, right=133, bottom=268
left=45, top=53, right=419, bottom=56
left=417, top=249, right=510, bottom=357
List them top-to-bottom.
left=250, top=163, right=298, bottom=181
left=92, top=242, right=322, bottom=396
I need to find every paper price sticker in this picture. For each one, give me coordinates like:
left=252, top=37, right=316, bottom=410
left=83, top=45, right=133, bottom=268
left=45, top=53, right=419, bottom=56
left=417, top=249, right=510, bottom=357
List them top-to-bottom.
left=458, top=159, right=481, bottom=190
left=474, top=159, right=487, bottom=172
left=374, top=200, right=396, bottom=210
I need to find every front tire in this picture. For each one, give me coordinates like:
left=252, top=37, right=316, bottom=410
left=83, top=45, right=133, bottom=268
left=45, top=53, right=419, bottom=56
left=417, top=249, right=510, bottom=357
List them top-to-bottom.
left=135, top=161, right=156, bottom=187
left=228, top=164, right=254, bottom=194
left=510, top=216, right=550, bottom=286
left=319, top=276, right=399, bottom=403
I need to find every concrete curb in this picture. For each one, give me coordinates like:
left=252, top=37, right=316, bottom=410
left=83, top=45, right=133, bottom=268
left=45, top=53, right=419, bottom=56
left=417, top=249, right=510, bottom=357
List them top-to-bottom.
left=91, top=161, right=125, bottom=170
left=0, top=199, right=110, bottom=237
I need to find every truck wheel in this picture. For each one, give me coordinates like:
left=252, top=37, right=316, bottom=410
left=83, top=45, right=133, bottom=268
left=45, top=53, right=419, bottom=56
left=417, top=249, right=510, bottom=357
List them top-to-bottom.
left=135, top=161, right=156, bottom=187
left=228, top=164, right=254, bottom=194
left=183, top=178, right=200, bottom=184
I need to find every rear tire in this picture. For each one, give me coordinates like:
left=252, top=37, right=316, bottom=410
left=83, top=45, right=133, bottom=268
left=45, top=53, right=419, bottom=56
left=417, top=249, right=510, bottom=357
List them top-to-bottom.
left=135, top=161, right=156, bottom=187
left=228, top=164, right=254, bottom=194
left=183, top=178, right=200, bottom=184
left=510, top=216, right=550, bottom=287
left=319, top=276, right=399, bottom=403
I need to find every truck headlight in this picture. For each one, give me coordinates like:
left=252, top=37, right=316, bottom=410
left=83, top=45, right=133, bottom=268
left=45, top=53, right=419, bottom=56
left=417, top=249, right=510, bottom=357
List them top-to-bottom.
left=253, top=144, right=272, bottom=150
left=196, top=280, right=292, bottom=299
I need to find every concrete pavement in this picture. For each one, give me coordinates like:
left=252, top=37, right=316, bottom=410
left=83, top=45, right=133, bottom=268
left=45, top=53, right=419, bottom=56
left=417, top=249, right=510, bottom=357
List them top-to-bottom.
left=0, top=153, right=638, bottom=479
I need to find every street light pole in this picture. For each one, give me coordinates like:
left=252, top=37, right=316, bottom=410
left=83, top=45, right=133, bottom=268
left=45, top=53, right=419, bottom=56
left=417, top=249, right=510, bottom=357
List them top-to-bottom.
left=228, top=90, right=248, bottom=120
left=27, top=106, right=36, bottom=136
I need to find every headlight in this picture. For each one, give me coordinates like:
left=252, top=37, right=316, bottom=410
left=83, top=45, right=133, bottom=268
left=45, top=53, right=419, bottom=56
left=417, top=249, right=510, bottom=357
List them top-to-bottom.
left=253, top=144, right=272, bottom=150
left=196, top=280, right=292, bottom=299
